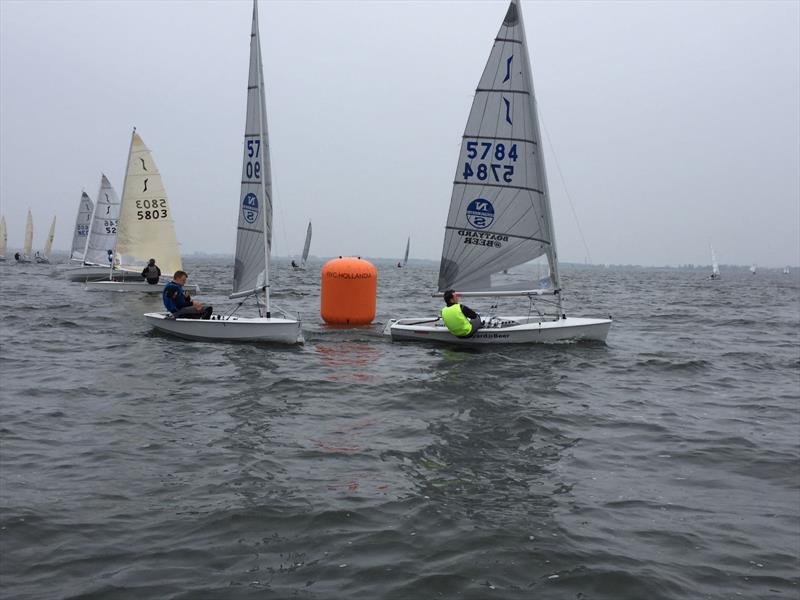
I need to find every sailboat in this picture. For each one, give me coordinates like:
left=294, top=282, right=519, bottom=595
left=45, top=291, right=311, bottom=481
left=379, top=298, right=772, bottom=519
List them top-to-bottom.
left=145, top=0, right=301, bottom=344
left=386, top=0, right=611, bottom=344
left=85, top=132, right=196, bottom=292
left=65, top=175, right=138, bottom=282
left=69, top=192, right=93, bottom=263
left=16, top=210, right=33, bottom=262
left=0, top=216, right=6, bottom=261
left=34, top=216, right=56, bottom=263
left=291, top=221, right=312, bottom=270
left=397, top=236, right=410, bottom=268
left=709, top=245, right=720, bottom=279
left=750, top=264, right=757, bottom=275
left=783, top=266, right=791, bottom=275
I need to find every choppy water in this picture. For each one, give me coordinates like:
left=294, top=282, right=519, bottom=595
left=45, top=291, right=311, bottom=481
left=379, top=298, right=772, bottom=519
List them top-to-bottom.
left=1, top=259, right=798, bottom=600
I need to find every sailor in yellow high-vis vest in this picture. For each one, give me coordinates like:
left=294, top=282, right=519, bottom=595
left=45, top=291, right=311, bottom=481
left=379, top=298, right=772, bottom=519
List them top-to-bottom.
left=441, top=289, right=483, bottom=338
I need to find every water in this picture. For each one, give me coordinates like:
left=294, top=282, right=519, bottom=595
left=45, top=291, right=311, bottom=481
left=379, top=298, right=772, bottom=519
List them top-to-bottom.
left=1, top=260, right=798, bottom=600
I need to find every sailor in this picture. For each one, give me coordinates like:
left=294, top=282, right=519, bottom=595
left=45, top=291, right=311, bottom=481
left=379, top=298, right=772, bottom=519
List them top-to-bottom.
left=14, top=252, right=20, bottom=261
left=141, top=258, right=161, bottom=285
left=291, top=260, right=299, bottom=268
left=162, top=270, right=212, bottom=319
left=441, top=289, right=482, bottom=338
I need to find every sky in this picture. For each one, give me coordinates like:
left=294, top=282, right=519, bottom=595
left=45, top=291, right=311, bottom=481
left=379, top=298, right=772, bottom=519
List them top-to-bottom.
left=1, top=0, right=798, bottom=267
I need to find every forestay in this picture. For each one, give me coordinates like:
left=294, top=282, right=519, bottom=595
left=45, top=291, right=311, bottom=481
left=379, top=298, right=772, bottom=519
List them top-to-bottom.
left=437, top=0, right=559, bottom=294
left=233, top=1, right=272, bottom=298
left=115, top=132, right=182, bottom=275
left=85, top=175, right=121, bottom=266
left=70, top=192, right=93, bottom=261
left=23, top=210, right=33, bottom=257
left=301, top=222, right=312, bottom=266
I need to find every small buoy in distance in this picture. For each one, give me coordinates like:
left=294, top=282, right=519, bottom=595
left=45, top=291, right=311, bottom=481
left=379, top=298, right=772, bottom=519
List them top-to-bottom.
left=320, top=257, right=377, bottom=325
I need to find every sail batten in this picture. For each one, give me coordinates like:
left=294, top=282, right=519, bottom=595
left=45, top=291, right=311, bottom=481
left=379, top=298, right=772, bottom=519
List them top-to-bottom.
left=437, top=0, right=559, bottom=295
left=233, top=1, right=273, bottom=299
left=114, top=132, right=182, bottom=275
left=85, top=175, right=120, bottom=266
left=70, top=192, right=94, bottom=261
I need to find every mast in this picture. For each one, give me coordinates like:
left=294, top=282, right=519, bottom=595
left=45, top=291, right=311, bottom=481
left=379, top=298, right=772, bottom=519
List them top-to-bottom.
left=254, top=0, right=271, bottom=316
left=515, top=0, right=562, bottom=313
left=111, top=128, right=136, bottom=278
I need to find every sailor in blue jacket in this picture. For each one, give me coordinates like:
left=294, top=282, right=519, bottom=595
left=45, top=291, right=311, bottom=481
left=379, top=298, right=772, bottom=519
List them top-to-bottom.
left=163, top=270, right=212, bottom=319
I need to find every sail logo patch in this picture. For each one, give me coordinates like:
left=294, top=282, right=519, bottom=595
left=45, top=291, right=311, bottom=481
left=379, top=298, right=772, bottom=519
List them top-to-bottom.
left=242, top=193, right=259, bottom=224
left=466, top=198, right=494, bottom=230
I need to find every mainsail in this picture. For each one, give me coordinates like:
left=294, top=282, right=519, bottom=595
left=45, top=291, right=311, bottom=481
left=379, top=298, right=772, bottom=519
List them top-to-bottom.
left=437, top=0, right=559, bottom=294
left=232, top=1, right=272, bottom=299
left=114, top=131, right=182, bottom=275
left=85, top=174, right=121, bottom=266
left=70, top=192, right=94, bottom=261
left=23, top=210, right=33, bottom=257
left=0, top=216, right=6, bottom=258
left=43, top=216, right=56, bottom=257
left=301, top=221, right=312, bottom=267
left=403, top=236, right=410, bottom=267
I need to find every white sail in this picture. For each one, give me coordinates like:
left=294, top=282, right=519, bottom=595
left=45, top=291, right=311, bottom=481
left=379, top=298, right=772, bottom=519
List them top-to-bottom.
left=438, top=0, right=558, bottom=295
left=233, top=1, right=272, bottom=299
left=114, top=131, right=182, bottom=275
left=85, top=174, right=121, bottom=266
left=70, top=192, right=94, bottom=261
left=23, top=210, right=33, bottom=257
left=0, top=216, right=6, bottom=258
left=42, top=216, right=56, bottom=257
left=301, top=221, right=312, bottom=266
left=403, top=235, right=410, bottom=267
left=711, top=245, right=719, bottom=276
left=750, top=264, right=757, bottom=274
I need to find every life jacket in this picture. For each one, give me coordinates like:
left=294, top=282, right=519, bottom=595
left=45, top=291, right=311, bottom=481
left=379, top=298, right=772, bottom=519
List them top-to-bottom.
left=144, top=265, right=160, bottom=280
left=162, top=281, right=185, bottom=313
left=441, top=303, right=472, bottom=337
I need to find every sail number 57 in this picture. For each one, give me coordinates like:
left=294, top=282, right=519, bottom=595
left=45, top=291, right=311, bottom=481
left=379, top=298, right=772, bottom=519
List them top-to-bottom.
left=463, top=141, right=517, bottom=183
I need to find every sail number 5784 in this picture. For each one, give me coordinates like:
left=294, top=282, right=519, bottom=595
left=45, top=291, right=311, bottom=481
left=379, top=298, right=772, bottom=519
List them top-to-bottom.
left=463, top=141, right=518, bottom=183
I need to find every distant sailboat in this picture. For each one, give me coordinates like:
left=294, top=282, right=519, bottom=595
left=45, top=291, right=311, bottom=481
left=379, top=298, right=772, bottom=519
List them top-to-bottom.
left=145, top=0, right=301, bottom=344
left=386, top=0, right=611, bottom=344
left=85, top=132, right=196, bottom=292
left=69, top=192, right=93, bottom=263
left=16, top=210, right=33, bottom=262
left=0, top=215, right=6, bottom=261
left=34, top=216, right=56, bottom=263
left=292, top=221, right=312, bottom=271
left=397, top=236, right=410, bottom=268
left=709, top=245, right=720, bottom=279
left=750, top=264, right=757, bottom=275
left=783, top=266, right=790, bottom=275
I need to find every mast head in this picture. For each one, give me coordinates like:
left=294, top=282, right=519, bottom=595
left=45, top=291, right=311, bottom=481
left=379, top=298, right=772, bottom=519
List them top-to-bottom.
left=503, top=1, right=520, bottom=26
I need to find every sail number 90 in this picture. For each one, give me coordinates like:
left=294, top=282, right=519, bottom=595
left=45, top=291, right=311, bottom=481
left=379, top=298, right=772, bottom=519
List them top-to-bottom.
left=463, top=141, right=518, bottom=183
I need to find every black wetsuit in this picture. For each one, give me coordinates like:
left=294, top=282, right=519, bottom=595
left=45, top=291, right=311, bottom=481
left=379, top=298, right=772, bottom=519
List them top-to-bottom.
left=142, top=264, right=161, bottom=285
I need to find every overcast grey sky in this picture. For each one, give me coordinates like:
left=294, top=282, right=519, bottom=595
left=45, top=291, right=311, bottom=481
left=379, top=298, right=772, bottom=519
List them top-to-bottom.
left=1, top=0, right=798, bottom=266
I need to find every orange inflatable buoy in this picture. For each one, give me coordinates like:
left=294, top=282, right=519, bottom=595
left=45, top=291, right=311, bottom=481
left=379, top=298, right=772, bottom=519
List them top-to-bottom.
left=320, top=257, right=377, bottom=325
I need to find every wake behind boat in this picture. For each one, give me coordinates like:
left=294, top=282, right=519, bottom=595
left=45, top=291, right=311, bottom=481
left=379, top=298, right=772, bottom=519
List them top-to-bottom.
left=146, top=0, right=300, bottom=344
left=386, top=0, right=610, bottom=345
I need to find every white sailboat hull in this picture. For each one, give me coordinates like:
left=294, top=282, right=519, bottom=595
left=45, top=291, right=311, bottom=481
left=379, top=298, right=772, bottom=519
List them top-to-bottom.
left=34, top=257, right=50, bottom=264
left=291, top=265, right=306, bottom=271
left=64, top=266, right=142, bottom=282
left=84, top=281, right=199, bottom=293
left=144, top=312, right=303, bottom=344
left=387, top=316, right=611, bottom=345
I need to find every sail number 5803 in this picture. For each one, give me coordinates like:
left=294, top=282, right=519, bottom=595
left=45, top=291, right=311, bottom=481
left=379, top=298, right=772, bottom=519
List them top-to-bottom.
left=463, top=141, right=518, bottom=183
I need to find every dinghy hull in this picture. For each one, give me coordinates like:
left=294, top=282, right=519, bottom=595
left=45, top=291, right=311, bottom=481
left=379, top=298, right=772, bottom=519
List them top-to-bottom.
left=64, top=267, right=141, bottom=282
left=85, top=281, right=199, bottom=293
left=144, top=312, right=302, bottom=344
left=387, top=316, right=611, bottom=345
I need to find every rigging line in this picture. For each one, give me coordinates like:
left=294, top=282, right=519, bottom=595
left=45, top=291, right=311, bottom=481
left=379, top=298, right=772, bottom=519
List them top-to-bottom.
left=539, top=111, right=592, bottom=265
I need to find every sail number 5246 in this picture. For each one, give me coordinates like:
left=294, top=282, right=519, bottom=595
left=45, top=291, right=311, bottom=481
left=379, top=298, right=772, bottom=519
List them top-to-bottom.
left=463, top=141, right=518, bottom=183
